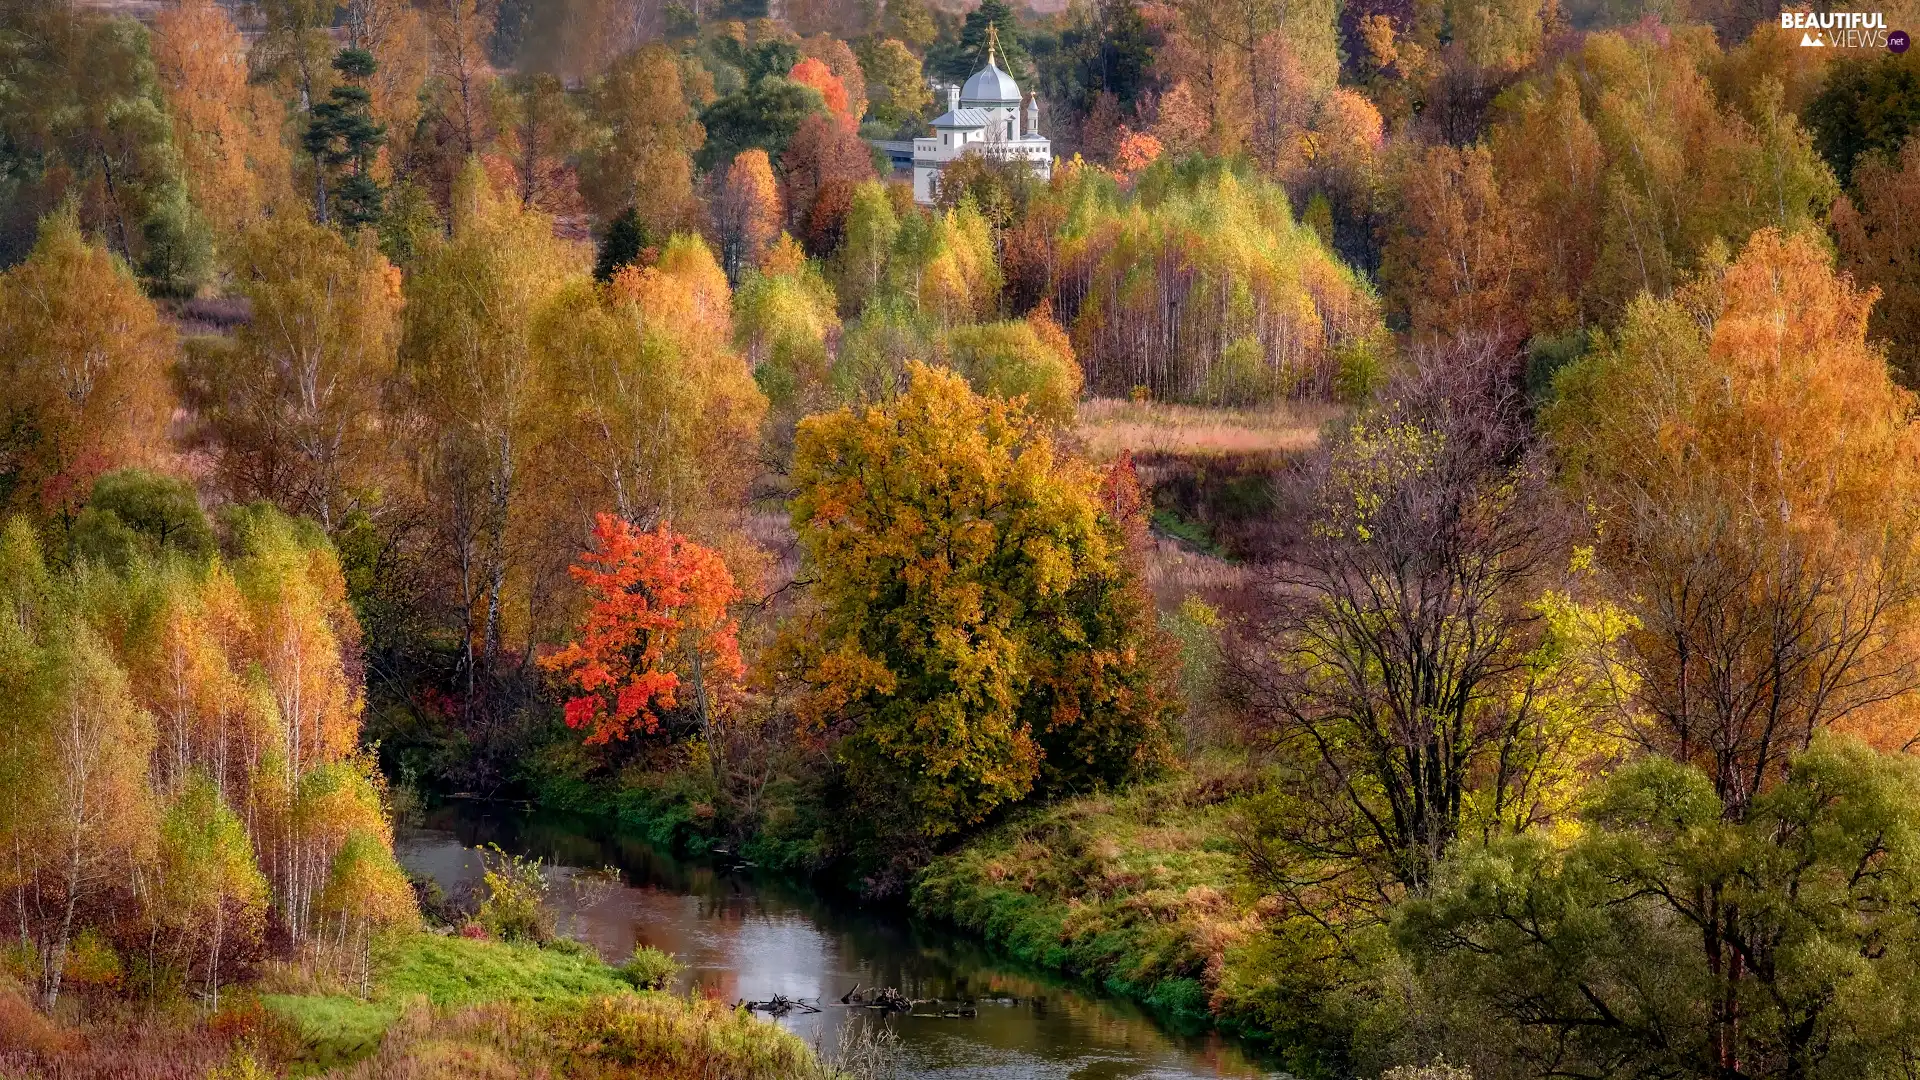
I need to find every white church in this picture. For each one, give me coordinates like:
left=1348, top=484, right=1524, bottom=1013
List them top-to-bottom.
left=911, top=27, right=1052, bottom=205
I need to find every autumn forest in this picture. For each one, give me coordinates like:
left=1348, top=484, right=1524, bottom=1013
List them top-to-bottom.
left=4, top=0, right=1920, bottom=1075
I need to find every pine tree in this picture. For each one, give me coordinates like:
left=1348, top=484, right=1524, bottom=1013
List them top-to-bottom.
left=304, top=48, right=388, bottom=229
left=593, top=207, right=649, bottom=282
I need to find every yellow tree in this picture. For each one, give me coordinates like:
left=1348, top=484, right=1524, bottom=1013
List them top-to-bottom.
left=152, top=0, right=288, bottom=237
left=343, top=0, right=431, bottom=172
left=1491, top=29, right=1836, bottom=334
left=580, top=45, right=705, bottom=238
left=1378, top=142, right=1533, bottom=346
left=713, top=149, right=783, bottom=281
left=404, top=165, right=577, bottom=676
left=0, top=211, right=174, bottom=519
left=182, top=216, right=404, bottom=530
left=1549, top=229, right=1920, bottom=816
left=539, top=234, right=766, bottom=533
left=785, top=364, right=1160, bottom=848
left=0, top=523, right=158, bottom=1010
left=317, top=828, right=416, bottom=990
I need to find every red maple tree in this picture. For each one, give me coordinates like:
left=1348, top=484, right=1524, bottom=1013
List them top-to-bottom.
left=541, top=514, right=744, bottom=745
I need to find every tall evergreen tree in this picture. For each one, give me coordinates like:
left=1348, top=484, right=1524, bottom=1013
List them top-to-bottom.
left=304, top=48, right=388, bottom=229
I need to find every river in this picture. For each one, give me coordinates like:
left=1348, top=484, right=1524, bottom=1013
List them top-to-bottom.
left=394, top=801, right=1288, bottom=1080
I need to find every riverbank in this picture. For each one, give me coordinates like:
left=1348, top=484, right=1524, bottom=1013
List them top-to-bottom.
left=908, top=756, right=1384, bottom=1078
left=908, top=758, right=1261, bottom=1024
left=0, top=933, right=840, bottom=1079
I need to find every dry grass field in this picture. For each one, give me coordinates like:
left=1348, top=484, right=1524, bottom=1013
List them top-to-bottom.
left=1074, top=397, right=1339, bottom=460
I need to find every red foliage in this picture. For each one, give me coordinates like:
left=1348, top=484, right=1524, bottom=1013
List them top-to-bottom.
left=787, top=57, right=851, bottom=119
left=780, top=113, right=875, bottom=257
left=1099, top=451, right=1152, bottom=560
left=540, top=514, right=744, bottom=745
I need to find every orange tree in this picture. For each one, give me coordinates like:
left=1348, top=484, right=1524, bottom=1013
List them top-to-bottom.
left=784, top=363, right=1175, bottom=866
left=541, top=514, right=744, bottom=746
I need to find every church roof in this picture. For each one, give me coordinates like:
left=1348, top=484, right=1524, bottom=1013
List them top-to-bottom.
left=960, top=59, right=1021, bottom=106
left=931, top=107, right=994, bottom=129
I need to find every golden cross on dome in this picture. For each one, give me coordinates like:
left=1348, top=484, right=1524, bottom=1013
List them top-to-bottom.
left=986, top=22, right=1001, bottom=67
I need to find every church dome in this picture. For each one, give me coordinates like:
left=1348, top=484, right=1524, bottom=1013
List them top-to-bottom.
left=960, top=59, right=1021, bottom=106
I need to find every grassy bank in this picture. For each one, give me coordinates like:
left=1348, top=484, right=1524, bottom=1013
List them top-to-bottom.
left=909, top=757, right=1266, bottom=1029
left=1, top=932, right=840, bottom=1079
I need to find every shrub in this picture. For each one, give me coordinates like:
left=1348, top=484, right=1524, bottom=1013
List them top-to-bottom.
left=477, top=845, right=552, bottom=944
left=615, top=945, right=683, bottom=990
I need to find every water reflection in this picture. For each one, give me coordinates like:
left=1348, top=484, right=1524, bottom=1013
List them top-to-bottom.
left=395, top=802, right=1287, bottom=1080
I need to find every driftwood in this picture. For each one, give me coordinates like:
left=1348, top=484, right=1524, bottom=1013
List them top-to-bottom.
left=835, top=986, right=982, bottom=1017
left=738, top=993, right=821, bottom=1017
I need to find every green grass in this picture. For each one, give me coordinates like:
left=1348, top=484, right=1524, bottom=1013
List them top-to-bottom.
left=1150, top=508, right=1230, bottom=559
left=911, top=757, right=1265, bottom=1030
left=259, top=932, right=643, bottom=1069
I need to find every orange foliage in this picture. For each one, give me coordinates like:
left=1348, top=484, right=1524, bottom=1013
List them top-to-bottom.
left=788, top=56, right=851, bottom=119
left=1112, top=128, right=1164, bottom=181
left=1549, top=229, right=1920, bottom=806
left=541, top=514, right=744, bottom=744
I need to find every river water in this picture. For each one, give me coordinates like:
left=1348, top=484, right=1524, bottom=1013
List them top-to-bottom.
left=394, top=802, right=1287, bottom=1080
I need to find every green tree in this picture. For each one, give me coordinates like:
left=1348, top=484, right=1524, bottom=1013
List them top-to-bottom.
left=929, top=0, right=1031, bottom=83
left=0, top=4, right=211, bottom=293
left=304, top=48, right=388, bottom=229
left=1806, top=51, right=1920, bottom=187
left=698, top=77, right=827, bottom=172
left=830, top=180, right=900, bottom=315
left=593, top=207, right=650, bottom=282
left=944, top=316, right=1083, bottom=427
left=1237, top=357, right=1627, bottom=909
left=68, top=468, right=216, bottom=569
left=1399, top=737, right=1920, bottom=1079
left=156, top=773, right=269, bottom=1009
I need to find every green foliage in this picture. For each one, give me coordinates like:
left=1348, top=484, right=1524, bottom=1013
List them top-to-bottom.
left=927, top=0, right=1030, bottom=83
left=0, top=6, right=211, bottom=294
left=304, top=48, right=387, bottom=230
left=1806, top=52, right=1920, bottom=186
left=698, top=77, right=827, bottom=172
left=1062, top=161, right=1384, bottom=404
left=137, top=180, right=214, bottom=299
left=377, top=181, right=443, bottom=272
left=831, top=181, right=900, bottom=316
left=594, top=206, right=650, bottom=282
left=736, top=257, right=841, bottom=426
left=829, top=295, right=929, bottom=404
left=944, top=319, right=1083, bottom=426
left=69, top=468, right=215, bottom=569
left=1398, top=736, right=1920, bottom=1078
left=478, top=843, right=554, bottom=943
left=615, top=945, right=684, bottom=990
